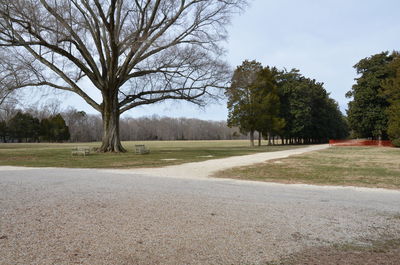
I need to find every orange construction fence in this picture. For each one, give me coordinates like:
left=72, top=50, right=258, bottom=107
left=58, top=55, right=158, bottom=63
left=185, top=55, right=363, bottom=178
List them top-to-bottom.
left=329, top=139, right=394, bottom=147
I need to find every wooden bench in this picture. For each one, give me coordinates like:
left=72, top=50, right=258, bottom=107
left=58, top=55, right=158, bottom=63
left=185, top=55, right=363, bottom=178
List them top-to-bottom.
left=134, top=144, right=150, bottom=154
left=71, top=146, right=90, bottom=156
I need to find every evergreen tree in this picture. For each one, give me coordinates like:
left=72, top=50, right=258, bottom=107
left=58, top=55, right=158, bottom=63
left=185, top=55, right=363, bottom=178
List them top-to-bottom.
left=346, top=52, right=394, bottom=139
left=382, top=53, right=400, bottom=146
left=226, top=60, right=263, bottom=146
left=227, top=62, right=348, bottom=146
left=253, top=67, right=285, bottom=144
left=275, top=69, right=303, bottom=143
left=277, top=69, right=348, bottom=143
left=325, top=99, right=350, bottom=140
left=8, top=112, right=40, bottom=142
left=40, top=114, right=70, bottom=142
left=50, top=114, right=70, bottom=142
left=40, top=118, right=53, bottom=142
left=0, top=120, right=7, bottom=142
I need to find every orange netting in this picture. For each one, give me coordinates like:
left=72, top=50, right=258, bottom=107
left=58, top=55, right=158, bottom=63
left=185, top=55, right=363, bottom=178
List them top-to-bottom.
left=329, top=139, right=394, bottom=147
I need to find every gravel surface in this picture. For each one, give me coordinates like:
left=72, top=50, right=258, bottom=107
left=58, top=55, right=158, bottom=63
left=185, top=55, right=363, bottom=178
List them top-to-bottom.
left=1, top=166, right=400, bottom=265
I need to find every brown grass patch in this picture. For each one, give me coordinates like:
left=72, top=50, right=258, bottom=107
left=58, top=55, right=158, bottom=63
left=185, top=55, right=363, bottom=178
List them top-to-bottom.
left=215, top=147, right=400, bottom=189
left=267, top=238, right=400, bottom=265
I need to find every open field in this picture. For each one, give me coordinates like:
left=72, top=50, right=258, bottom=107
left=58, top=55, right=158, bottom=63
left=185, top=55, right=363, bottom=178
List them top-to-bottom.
left=0, top=140, right=303, bottom=168
left=215, top=146, right=400, bottom=189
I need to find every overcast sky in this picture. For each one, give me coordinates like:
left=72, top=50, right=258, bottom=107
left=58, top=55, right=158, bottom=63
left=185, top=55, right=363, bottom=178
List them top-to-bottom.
left=24, top=0, right=400, bottom=120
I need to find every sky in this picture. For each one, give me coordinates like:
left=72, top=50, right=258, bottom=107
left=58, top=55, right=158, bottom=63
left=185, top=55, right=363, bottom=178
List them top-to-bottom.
left=22, top=0, right=400, bottom=121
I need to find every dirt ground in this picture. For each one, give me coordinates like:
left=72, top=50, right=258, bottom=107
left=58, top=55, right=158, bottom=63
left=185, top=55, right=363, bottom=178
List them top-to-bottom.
left=269, top=238, right=400, bottom=265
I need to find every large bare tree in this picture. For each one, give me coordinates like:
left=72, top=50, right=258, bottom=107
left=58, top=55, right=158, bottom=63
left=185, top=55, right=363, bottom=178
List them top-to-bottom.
left=0, top=0, right=245, bottom=152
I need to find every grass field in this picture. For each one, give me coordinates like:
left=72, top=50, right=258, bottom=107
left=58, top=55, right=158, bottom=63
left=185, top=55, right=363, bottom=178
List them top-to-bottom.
left=0, top=140, right=302, bottom=168
left=215, top=146, right=400, bottom=189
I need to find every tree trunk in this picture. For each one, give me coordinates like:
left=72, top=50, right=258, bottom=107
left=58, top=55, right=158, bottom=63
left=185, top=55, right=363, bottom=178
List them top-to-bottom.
left=100, top=94, right=126, bottom=152
left=249, top=130, right=255, bottom=147
left=258, top=131, right=262, bottom=146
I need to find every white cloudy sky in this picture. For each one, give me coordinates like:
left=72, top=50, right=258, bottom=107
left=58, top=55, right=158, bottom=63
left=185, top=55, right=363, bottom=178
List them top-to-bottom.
left=22, top=0, right=400, bottom=120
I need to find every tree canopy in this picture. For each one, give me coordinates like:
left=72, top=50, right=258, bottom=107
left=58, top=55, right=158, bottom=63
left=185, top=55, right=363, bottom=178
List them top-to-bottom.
left=346, top=51, right=400, bottom=146
left=346, top=52, right=395, bottom=139
left=382, top=52, right=400, bottom=146
left=226, top=60, right=263, bottom=146
left=276, top=69, right=348, bottom=144
left=7, top=111, right=40, bottom=142
left=40, top=114, right=70, bottom=142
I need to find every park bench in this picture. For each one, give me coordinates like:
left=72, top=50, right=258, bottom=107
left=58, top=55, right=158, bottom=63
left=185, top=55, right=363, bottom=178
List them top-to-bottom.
left=134, top=144, right=150, bottom=154
left=71, top=146, right=90, bottom=156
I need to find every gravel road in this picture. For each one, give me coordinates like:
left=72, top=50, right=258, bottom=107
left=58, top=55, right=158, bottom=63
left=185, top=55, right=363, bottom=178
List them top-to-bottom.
left=114, top=144, right=330, bottom=178
left=1, top=166, right=400, bottom=265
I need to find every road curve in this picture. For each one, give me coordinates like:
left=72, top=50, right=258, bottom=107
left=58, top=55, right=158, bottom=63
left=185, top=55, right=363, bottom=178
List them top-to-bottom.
left=110, top=144, right=330, bottom=178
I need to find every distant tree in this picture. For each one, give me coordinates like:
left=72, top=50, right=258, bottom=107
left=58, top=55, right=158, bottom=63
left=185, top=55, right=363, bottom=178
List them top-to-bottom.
left=346, top=52, right=395, bottom=139
left=382, top=52, right=400, bottom=146
left=226, top=60, right=263, bottom=146
left=228, top=63, right=348, bottom=146
left=252, top=67, right=285, bottom=145
left=275, top=69, right=301, bottom=143
left=276, top=69, right=348, bottom=144
left=276, top=71, right=314, bottom=143
left=325, top=98, right=350, bottom=140
left=26, top=99, right=62, bottom=121
left=386, top=103, right=400, bottom=146
left=62, top=108, right=102, bottom=142
left=8, top=112, right=40, bottom=142
left=40, top=114, right=70, bottom=142
left=50, top=114, right=70, bottom=142
left=40, top=118, right=52, bottom=142
left=0, top=120, right=7, bottom=142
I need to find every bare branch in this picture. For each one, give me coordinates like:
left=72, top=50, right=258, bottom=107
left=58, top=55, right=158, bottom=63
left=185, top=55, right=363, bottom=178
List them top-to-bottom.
left=0, top=0, right=246, bottom=150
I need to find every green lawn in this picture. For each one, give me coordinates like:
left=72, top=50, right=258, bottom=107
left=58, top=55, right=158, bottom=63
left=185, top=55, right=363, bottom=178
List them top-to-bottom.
left=0, top=140, right=302, bottom=168
left=215, top=146, right=400, bottom=189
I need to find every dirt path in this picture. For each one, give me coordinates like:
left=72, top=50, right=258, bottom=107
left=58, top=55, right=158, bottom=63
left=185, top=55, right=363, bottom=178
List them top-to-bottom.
left=111, top=144, right=330, bottom=178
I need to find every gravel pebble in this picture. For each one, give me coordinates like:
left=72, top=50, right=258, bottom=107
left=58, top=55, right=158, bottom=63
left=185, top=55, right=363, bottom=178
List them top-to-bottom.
left=1, top=166, right=400, bottom=265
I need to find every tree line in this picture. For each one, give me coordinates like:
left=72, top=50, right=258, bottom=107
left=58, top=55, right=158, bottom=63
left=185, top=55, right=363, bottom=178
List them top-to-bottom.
left=346, top=51, right=400, bottom=146
left=226, top=60, right=349, bottom=146
left=0, top=103, right=244, bottom=143
left=0, top=111, right=69, bottom=143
